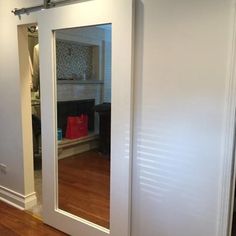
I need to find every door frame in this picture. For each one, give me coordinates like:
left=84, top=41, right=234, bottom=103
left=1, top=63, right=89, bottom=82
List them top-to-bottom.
left=38, top=1, right=134, bottom=235
left=218, top=4, right=236, bottom=236
left=17, top=23, right=38, bottom=210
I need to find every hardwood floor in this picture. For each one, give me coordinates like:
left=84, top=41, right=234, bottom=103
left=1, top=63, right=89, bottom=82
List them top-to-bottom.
left=0, top=150, right=110, bottom=235
left=58, top=150, right=110, bottom=229
left=0, top=200, right=67, bottom=236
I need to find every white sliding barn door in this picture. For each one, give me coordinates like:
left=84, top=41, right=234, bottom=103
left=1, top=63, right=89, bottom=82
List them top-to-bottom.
left=38, top=1, right=134, bottom=235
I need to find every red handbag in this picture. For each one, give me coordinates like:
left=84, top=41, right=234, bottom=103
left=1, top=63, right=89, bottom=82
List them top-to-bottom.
left=65, top=115, right=88, bottom=139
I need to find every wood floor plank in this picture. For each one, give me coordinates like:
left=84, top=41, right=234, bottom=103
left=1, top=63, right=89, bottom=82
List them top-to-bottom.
left=0, top=150, right=110, bottom=235
left=58, top=150, right=110, bottom=229
left=0, top=201, right=67, bottom=236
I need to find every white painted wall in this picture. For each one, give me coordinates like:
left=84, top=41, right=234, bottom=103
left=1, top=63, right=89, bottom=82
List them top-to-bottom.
left=0, top=0, right=235, bottom=235
left=132, top=0, right=235, bottom=236
left=0, top=1, right=38, bottom=203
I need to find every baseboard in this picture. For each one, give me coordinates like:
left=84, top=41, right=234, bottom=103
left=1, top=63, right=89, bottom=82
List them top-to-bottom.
left=0, top=185, right=37, bottom=210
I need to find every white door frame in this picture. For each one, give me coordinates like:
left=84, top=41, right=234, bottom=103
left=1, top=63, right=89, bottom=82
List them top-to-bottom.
left=38, top=1, right=134, bottom=235
left=218, top=4, right=236, bottom=236
left=18, top=24, right=38, bottom=209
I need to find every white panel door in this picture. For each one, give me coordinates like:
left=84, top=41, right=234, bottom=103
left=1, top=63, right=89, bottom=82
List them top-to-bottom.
left=38, top=1, right=134, bottom=236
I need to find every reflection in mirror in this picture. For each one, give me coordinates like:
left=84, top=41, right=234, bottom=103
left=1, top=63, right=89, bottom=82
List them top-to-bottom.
left=55, top=24, right=111, bottom=229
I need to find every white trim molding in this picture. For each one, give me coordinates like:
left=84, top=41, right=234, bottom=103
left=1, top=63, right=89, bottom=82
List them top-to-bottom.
left=217, top=2, right=236, bottom=236
left=0, top=185, right=37, bottom=210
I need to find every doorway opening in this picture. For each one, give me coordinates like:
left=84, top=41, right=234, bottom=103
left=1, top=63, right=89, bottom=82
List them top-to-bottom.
left=18, top=23, right=42, bottom=218
left=18, top=23, right=112, bottom=228
left=28, top=24, right=42, bottom=217
left=229, top=156, right=236, bottom=236
left=231, top=190, right=236, bottom=235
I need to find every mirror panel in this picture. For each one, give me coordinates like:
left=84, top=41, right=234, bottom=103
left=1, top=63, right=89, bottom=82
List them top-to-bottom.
left=55, top=24, right=112, bottom=229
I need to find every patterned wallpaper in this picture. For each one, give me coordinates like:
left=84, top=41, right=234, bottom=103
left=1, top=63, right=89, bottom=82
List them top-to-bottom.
left=56, top=40, right=93, bottom=79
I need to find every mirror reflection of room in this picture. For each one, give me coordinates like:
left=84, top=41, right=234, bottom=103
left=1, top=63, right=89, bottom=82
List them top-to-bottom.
left=56, top=24, right=111, bottom=229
